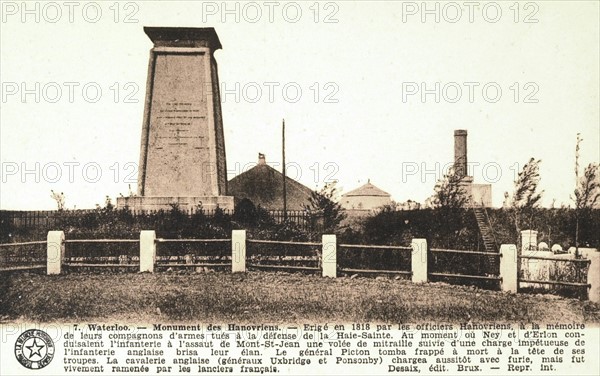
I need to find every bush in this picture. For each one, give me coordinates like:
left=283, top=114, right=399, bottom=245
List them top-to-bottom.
left=360, top=207, right=480, bottom=250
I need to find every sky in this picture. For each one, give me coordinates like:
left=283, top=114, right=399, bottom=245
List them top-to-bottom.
left=1, top=0, right=599, bottom=210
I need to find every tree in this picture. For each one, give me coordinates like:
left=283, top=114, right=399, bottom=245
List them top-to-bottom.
left=572, top=133, right=600, bottom=254
left=504, top=158, right=543, bottom=246
left=509, top=158, right=543, bottom=209
left=574, top=163, right=600, bottom=253
left=576, top=163, right=600, bottom=209
left=432, top=167, right=470, bottom=209
left=429, top=168, right=471, bottom=248
left=304, top=181, right=346, bottom=234
left=50, top=190, right=66, bottom=211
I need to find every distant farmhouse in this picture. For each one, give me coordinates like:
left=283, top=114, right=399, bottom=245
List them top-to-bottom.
left=228, top=154, right=313, bottom=211
left=341, top=180, right=392, bottom=213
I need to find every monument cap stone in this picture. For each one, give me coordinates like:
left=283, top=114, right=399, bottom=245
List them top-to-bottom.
left=144, top=27, right=222, bottom=50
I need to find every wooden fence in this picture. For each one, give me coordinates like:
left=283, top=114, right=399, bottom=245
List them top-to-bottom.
left=1, top=230, right=597, bottom=303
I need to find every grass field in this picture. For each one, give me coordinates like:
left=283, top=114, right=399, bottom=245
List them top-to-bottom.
left=1, top=270, right=598, bottom=324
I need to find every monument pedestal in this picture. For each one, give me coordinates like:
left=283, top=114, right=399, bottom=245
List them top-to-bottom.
left=118, top=27, right=234, bottom=211
left=458, top=177, right=492, bottom=208
left=118, top=196, right=234, bottom=211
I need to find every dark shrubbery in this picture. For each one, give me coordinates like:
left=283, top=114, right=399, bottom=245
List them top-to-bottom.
left=4, top=204, right=598, bottom=250
left=338, top=206, right=599, bottom=287
left=347, top=207, right=599, bottom=250
left=352, top=207, right=481, bottom=250
left=489, top=207, right=599, bottom=249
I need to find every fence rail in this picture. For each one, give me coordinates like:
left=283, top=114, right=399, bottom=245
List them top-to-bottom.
left=156, top=238, right=230, bottom=243
left=64, top=239, right=139, bottom=244
left=248, top=239, right=321, bottom=247
left=0, top=241, right=47, bottom=248
left=339, top=244, right=411, bottom=251
left=430, top=248, right=501, bottom=257
left=519, top=255, right=591, bottom=263
left=66, top=263, right=138, bottom=268
left=157, top=263, right=231, bottom=268
left=248, top=264, right=320, bottom=272
left=0, top=265, right=46, bottom=272
left=341, top=268, right=412, bottom=275
left=429, top=272, right=502, bottom=281
left=519, top=279, right=591, bottom=288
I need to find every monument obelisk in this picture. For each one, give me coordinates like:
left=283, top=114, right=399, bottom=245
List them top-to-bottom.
left=117, top=27, right=234, bottom=211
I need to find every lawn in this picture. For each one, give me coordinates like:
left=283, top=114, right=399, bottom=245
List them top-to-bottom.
left=1, top=270, right=598, bottom=323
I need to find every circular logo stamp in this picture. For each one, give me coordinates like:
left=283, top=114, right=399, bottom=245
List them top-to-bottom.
left=14, top=329, right=55, bottom=370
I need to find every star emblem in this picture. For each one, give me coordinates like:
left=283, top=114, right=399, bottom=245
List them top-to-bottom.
left=15, top=329, right=55, bottom=370
left=25, top=338, right=44, bottom=358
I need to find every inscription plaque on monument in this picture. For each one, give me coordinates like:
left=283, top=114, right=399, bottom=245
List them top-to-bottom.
left=117, top=27, right=234, bottom=210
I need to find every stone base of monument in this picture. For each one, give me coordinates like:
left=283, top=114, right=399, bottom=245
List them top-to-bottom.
left=116, top=196, right=235, bottom=211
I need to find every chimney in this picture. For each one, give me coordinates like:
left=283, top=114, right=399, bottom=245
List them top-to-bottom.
left=454, top=130, right=468, bottom=178
left=258, top=153, right=266, bottom=165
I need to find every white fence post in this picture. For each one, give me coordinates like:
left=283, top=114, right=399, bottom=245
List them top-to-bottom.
left=140, top=230, right=156, bottom=273
left=232, top=230, right=246, bottom=273
left=520, top=230, right=538, bottom=253
left=47, top=231, right=65, bottom=275
left=322, top=234, right=336, bottom=278
left=411, top=238, right=428, bottom=283
left=500, top=244, right=518, bottom=293
left=584, top=250, right=599, bottom=303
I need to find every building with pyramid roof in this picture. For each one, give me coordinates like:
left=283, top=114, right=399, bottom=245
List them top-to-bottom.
left=341, top=180, right=392, bottom=213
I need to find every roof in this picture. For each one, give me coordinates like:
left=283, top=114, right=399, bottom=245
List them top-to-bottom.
left=227, top=164, right=314, bottom=211
left=342, top=182, right=391, bottom=197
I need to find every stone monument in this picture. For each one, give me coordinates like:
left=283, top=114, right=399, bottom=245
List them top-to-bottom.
left=117, top=27, right=234, bottom=211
